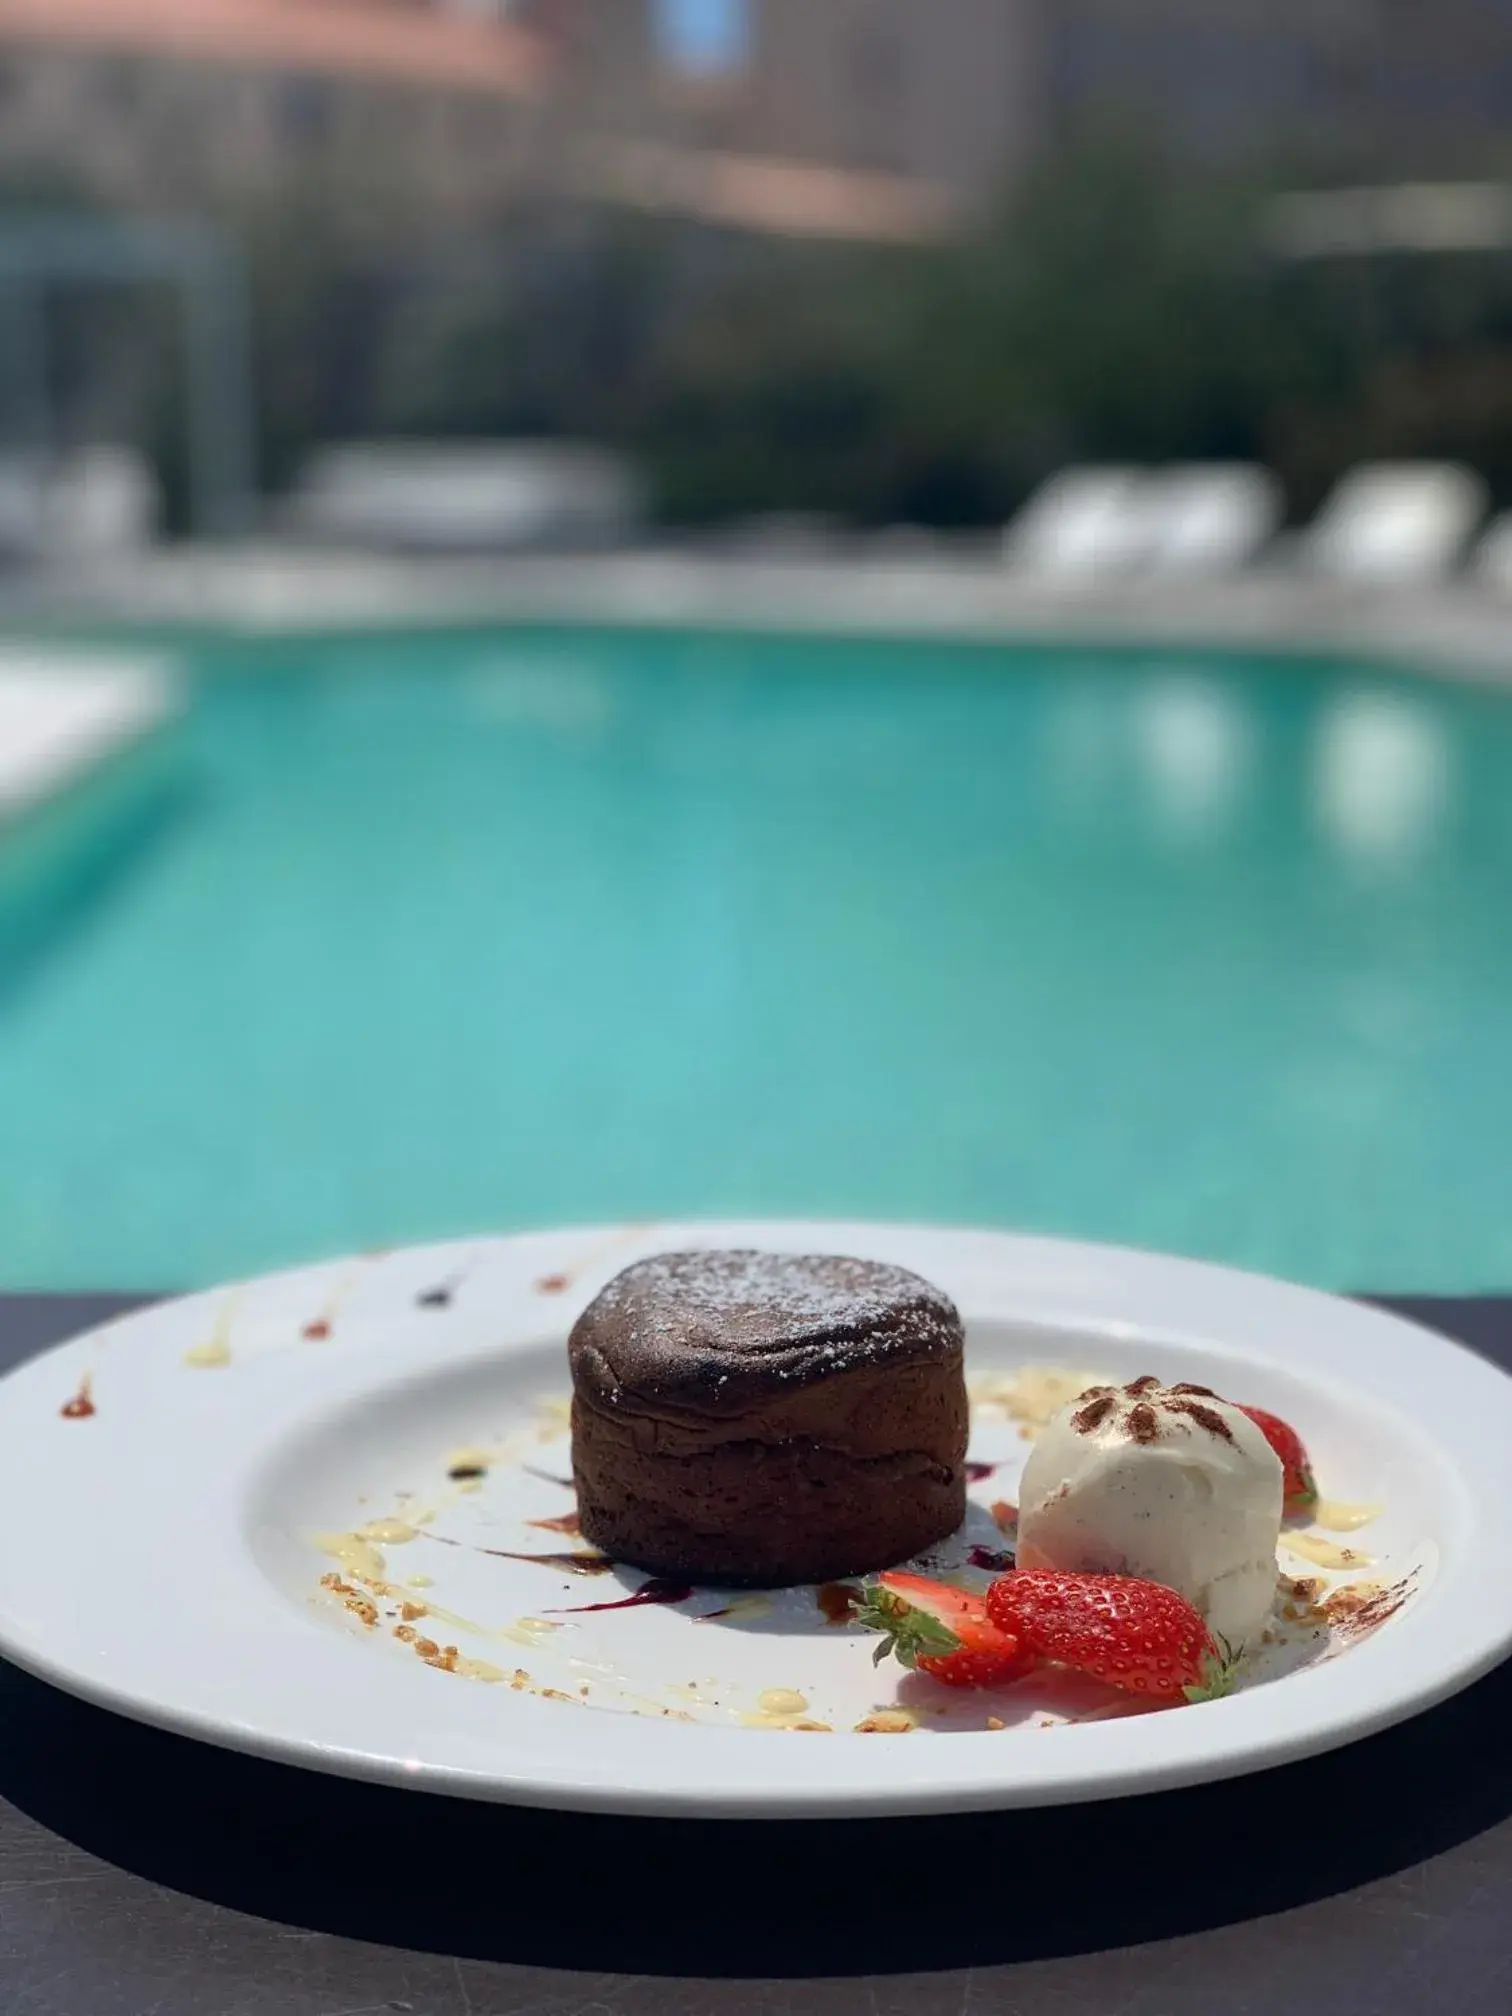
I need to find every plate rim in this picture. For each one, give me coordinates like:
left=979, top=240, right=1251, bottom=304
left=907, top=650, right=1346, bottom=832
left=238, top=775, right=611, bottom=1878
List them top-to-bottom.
left=2, top=1218, right=1510, bottom=1818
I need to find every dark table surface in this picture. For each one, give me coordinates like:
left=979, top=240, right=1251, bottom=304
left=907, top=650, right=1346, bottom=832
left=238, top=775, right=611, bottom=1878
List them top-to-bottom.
left=3, top=1291, right=1512, bottom=2016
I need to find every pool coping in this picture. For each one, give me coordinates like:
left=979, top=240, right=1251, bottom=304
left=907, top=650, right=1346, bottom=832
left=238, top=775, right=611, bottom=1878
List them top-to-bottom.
left=1, top=544, right=1510, bottom=685
left=0, top=648, right=181, bottom=828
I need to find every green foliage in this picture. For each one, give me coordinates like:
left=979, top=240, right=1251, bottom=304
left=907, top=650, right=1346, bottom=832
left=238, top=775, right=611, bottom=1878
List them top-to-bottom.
left=13, top=140, right=1512, bottom=528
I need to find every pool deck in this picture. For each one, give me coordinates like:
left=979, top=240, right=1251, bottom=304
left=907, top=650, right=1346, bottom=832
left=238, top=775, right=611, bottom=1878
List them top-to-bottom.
left=1, top=542, right=1511, bottom=683
left=0, top=649, right=180, bottom=824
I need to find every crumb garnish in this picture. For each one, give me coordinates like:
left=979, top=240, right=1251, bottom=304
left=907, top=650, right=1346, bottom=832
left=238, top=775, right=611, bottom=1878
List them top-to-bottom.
left=969, top=1366, right=1112, bottom=1434
left=320, top=1572, right=378, bottom=1628
left=1321, top=1573, right=1417, bottom=1641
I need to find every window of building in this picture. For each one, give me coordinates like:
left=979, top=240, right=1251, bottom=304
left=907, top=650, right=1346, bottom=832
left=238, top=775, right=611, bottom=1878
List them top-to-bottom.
left=656, top=0, right=750, bottom=75
left=850, top=15, right=904, bottom=170
left=94, top=55, right=144, bottom=116
left=277, top=75, right=335, bottom=147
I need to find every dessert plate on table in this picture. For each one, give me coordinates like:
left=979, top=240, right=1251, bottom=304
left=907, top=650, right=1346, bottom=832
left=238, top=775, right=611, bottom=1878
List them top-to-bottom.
left=1, top=1220, right=1509, bottom=1818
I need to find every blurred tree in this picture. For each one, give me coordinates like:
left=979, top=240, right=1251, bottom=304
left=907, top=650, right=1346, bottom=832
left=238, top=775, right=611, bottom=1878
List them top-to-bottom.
left=13, top=139, right=1512, bottom=533
left=622, top=146, right=1297, bottom=525
left=369, top=204, right=677, bottom=443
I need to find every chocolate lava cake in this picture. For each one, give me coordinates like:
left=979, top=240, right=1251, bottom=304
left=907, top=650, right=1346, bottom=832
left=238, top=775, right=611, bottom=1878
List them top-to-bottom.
left=568, top=1249, right=968, bottom=1586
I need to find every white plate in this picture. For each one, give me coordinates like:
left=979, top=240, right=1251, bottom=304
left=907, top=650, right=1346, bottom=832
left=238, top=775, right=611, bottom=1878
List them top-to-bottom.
left=1, top=1221, right=1510, bottom=1817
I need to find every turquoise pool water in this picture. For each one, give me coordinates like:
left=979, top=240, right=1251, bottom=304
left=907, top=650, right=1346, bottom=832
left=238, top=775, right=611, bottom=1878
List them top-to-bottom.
left=4, top=625, right=1512, bottom=1293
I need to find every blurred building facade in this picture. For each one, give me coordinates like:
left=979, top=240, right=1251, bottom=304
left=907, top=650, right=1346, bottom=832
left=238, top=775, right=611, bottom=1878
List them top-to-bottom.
left=0, top=0, right=549, bottom=223
left=2, top=0, right=1512, bottom=239
left=633, top=0, right=1512, bottom=194
left=656, top=0, right=1046, bottom=199
left=1039, top=0, right=1512, bottom=176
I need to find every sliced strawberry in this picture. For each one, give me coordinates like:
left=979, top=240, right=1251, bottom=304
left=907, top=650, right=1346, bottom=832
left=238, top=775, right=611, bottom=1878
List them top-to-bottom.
left=1238, top=1404, right=1317, bottom=1508
left=987, top=1569, right=1235, bottom=1702
left=877, top=1570, right=996, bottom=1630
left=852, top=1571, right=1032, bottom=1689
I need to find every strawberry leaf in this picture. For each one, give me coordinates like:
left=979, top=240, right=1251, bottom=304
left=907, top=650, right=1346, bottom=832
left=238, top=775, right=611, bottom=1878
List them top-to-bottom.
left=851, top=1583, right=962, bottom=1672
left=1182, top=1634, right=1240, bottom=1705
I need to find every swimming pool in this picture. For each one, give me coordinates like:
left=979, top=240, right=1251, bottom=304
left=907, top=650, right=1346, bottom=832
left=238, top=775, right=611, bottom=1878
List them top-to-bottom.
left=3, top=623, right=1512, bottom=1294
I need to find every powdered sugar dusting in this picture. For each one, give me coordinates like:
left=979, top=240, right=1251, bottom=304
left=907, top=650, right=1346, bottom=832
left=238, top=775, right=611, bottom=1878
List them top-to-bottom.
left=571, top=1248, right=963, bottom=1400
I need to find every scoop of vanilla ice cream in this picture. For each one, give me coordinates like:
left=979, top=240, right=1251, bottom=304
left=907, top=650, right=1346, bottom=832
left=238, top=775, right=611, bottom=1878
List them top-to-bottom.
left=1016, top=1376, right=1284, bottom=1652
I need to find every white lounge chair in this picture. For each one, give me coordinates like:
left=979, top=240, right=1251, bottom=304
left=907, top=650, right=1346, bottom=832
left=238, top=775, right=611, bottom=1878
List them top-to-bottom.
left=286, top=442, right=643, bottom=552
left=48, top=447, right=160, bottom=559
left=0, top=448, right=158, bottom=564
left=0, top=454, right=51, bottom=561
left=1305, top=462, right=1487, bottom=585
left=1141, top=463, right=1281, bottom=576
left=1001, top=467, right=1153, bottom=580
left=1472, top=511, right=1512, bottom=595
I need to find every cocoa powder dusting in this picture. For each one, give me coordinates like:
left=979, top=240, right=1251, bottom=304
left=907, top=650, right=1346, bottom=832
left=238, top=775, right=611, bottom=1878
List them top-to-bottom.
left=1123, top=1374, right=1161, bottom=1395
left=1071, top=1392, right=1117, bottom=1433
left=1168, top=1398, right=1236, bottom=1443
left=1127, top=1402, right=1161, bottom=1443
